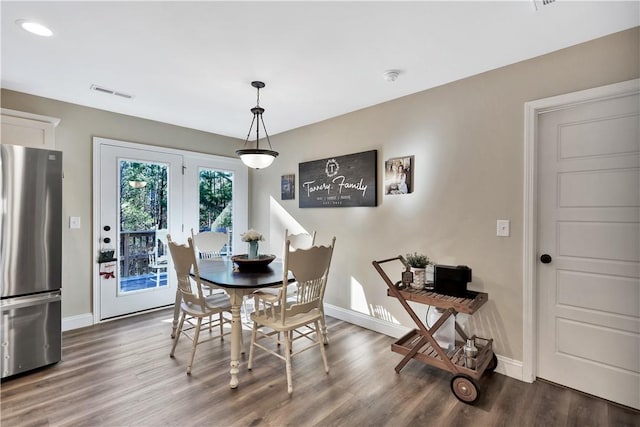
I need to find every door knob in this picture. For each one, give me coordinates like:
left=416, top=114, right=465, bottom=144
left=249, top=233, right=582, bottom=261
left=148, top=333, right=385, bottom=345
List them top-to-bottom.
left=103, top=237, right=111, bottom=244
left=540, top=254, right=552, bottom=264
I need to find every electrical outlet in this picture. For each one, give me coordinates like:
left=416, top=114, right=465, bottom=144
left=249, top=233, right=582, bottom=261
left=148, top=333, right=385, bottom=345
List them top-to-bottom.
left=496, top=219, right=510, bottom=237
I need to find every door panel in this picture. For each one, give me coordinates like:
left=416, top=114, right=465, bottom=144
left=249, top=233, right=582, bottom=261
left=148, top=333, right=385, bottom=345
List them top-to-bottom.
left=537, top=92, right=640, bottom=409
left=99, top=144, right=183, bottom=320
left=183, top=154, right=248, bottom=257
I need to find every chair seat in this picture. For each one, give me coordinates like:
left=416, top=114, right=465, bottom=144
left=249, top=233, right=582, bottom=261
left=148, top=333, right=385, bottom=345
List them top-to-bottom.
left=252, top=283, right=297, bottom=301
left=205, top=292, right=231, bottom=307
left=181, top=293, right=231, bottom=317
left=250, top=307, right=322, bottom=331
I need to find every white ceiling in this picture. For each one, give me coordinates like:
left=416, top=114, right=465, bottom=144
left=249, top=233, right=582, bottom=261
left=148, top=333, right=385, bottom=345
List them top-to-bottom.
left=1, top=1, right=638, bottom=139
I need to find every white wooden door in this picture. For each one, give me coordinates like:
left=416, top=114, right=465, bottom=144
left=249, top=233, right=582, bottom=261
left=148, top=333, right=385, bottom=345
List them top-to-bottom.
left=537, top=91, right=640, bottom=409
left=98, top=141, right=183, bottom=320
left=182, top=153, right=248, bottom=255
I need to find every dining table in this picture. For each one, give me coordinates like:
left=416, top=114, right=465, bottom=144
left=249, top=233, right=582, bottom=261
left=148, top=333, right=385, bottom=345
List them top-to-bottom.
left=175, top=257, right=293, bottom=389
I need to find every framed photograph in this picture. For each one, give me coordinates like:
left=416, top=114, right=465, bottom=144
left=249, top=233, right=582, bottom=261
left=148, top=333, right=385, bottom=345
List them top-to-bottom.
left=299, top=150, right=377, bottom=208
left=384, top=156, right=413, bottom=195
left=281, top=174, right=295, bottom=200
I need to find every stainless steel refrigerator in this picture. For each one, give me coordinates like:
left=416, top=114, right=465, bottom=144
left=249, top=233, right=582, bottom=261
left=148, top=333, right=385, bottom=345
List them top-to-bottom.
left=0, top=144, right=62, bottom=379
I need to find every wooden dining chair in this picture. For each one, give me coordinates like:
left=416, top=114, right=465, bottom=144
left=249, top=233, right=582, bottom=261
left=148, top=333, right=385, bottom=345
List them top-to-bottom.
left=148, top=226, right=169, bottom=287
left=191, top=227, right=256, bottom=324
left=190, top=228, right=229, bottom=259
left=285, top=228, right=316, bottom=251
left=252, top=229, right=323, bottom=343
left=284, top=230, right=331, bottom=345
left=167, top=234, right=232, bottom=374
left=248, top=237, right=335, bottom=394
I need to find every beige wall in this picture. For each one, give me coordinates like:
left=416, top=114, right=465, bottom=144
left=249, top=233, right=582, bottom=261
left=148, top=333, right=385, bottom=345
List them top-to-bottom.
left=1, top=27, right=637, bottom=363
left=250, top=27, right=639, bottom=361
left=0, top=92, right=241, bottom=319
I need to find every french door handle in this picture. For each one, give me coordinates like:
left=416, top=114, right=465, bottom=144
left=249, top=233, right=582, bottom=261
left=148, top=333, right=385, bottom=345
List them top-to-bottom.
left=540, top=254, right=552, bottom=264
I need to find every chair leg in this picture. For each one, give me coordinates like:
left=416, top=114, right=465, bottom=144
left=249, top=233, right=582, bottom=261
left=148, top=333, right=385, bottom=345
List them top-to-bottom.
left=171, top=290, right=181, bottom=338
left=320, top=303, right=329, bottom=345
left=170, top=313, right=186, bottom=357
left=219, top=313, right=224, bottom=339
left=187, top=317, right=203, bottom=375
left=316, top=320, right=329, bottom=374
left=247, top=321, right=258, bottom=370
left=240, top=323, right=245, bottom=355
left=284, top=331, right=294, bottom=394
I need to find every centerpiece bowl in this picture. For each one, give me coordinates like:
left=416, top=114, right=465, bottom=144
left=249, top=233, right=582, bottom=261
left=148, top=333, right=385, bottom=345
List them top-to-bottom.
left=231, top=254, right=276, bottom=272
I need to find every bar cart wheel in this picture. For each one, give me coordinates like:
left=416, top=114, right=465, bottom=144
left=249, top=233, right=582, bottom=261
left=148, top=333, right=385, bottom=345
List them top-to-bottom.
left=486, top=353, right=498, bottom=372
left=451, top=374, right=480, bottom=404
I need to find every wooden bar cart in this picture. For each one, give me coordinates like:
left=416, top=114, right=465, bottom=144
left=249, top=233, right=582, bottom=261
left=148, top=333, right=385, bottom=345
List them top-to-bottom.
left=372, top=256, right=497, bottom=404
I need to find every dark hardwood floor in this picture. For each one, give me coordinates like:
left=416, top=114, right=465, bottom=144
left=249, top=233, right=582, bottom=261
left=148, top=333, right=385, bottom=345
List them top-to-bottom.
left=1, top=308, right=638, bottom=426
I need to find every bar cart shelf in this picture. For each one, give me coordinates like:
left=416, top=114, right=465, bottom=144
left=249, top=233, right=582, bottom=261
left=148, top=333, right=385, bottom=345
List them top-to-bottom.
left=373, top=256, right=497, bottom=404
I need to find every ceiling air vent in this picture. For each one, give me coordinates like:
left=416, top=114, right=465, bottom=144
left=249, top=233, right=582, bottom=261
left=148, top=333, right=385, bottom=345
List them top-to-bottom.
left=533, top=0, right=556, bottom=10
left=90, top=84, right=134, bottom=100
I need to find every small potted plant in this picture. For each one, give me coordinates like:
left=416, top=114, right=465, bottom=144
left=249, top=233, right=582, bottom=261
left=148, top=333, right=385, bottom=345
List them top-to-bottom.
left=405, top=252, right=431, bottom=289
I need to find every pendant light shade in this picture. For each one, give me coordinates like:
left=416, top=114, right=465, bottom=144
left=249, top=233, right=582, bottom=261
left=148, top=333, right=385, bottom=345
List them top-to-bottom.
left=236, top=81, right=279, bottom=169
left=236, top=149, right=278, bottom=169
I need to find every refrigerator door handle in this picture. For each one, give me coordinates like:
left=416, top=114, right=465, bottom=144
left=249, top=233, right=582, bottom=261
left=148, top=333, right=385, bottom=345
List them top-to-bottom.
left=0, top=291, right=62, bottom=310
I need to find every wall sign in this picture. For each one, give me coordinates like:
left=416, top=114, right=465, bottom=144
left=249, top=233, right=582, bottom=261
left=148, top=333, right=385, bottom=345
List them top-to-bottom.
left=299, top=150, right=377, bottom=208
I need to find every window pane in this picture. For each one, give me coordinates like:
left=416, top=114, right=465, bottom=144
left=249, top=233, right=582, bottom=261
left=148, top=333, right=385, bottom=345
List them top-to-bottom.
left=118, top=160, right=169, bottom=292
left=199, top=168, right=233, bottom=253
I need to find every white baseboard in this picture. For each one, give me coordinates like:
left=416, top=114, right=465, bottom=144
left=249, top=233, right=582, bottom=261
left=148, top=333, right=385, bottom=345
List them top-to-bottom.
left=324, top=303, right=524, bottom=382
left=324, top=303, right=411, bottom=338
left=62, top=313, right=94, bottom=332
left=494, top=354, right=524, bottom=381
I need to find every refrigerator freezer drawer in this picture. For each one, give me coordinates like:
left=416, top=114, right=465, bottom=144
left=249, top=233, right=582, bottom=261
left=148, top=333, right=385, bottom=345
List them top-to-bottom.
left=1, top=292, right=62, bottom=378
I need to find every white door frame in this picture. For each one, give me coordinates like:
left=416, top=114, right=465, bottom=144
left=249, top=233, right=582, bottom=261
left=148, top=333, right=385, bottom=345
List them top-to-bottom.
left=522, top=78, right=640, bottom=382
left=92, top=137, right=248, bottom=324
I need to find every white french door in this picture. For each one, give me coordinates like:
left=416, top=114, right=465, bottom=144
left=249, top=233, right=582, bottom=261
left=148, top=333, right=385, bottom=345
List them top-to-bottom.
left=94, top=138, right=248, bottom=321
left=97, top=142, right=183, bottom=320
left=183, top=154, right=248, bottom=254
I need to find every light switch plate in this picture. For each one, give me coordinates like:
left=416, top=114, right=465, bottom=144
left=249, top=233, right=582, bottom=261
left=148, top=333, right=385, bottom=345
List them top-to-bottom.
left=69, top=216, right=81, bottom=229
left=496, top=219, right=510, bottom=237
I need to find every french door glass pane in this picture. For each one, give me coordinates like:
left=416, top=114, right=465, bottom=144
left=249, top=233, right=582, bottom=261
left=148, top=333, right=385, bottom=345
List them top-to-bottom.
left=119, top=160, right=169, bottom=293
left=199, top=168, right=233, bottom=254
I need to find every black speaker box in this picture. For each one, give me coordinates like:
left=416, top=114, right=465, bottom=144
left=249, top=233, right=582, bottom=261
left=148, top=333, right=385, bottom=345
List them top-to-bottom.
left=434, top=265, right=472, bottom=297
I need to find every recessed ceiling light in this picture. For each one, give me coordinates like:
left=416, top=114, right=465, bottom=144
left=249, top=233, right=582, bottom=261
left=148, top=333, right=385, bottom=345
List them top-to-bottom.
left=16, top=19, right=53, bottom=37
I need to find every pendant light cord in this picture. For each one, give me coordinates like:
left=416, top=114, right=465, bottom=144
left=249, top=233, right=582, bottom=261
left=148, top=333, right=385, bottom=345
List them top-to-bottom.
left=242, top=84, right=274, bottom=151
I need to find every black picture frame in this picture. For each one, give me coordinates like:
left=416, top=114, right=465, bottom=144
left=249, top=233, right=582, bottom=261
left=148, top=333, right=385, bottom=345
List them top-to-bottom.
left=281, top=174, right=295, bottom=200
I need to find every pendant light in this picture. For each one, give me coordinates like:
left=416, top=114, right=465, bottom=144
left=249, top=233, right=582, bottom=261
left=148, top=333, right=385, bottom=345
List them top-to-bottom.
left=236, top=81, right=279, bottom=169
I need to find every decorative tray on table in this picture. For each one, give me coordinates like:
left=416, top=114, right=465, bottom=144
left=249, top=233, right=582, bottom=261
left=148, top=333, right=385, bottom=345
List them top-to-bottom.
left=231, top=254, right=276, bottom=271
